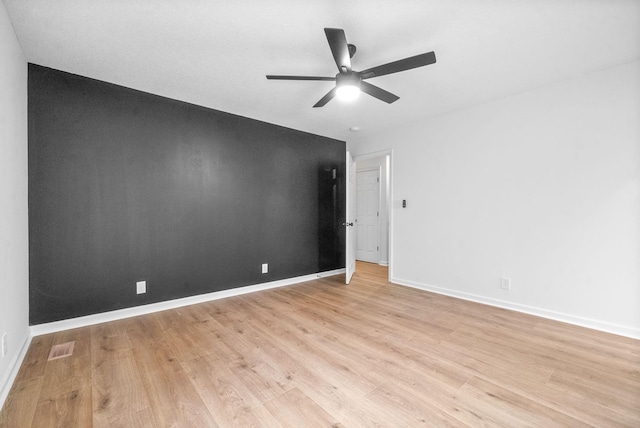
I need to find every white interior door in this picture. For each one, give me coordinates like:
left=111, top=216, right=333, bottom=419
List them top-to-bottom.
left=346, top=151, right=357, bottom=284
left=356, top=169, right=380, bottom=263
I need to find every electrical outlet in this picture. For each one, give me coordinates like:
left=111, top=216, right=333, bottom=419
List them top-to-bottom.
left=261, top=263, right=268, bottom=274
left=501, top=277, right=511, bottom=290
left=136, top=280, right=146, bottom=294
left=1, top=333, right=7, bottom=357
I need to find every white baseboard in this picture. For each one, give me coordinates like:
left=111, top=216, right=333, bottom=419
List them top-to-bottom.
left=31, top=268, right=345, bottom=337
left=392, top=276, right=640, bottom=340
left=0, top=332, right=32, bottom=411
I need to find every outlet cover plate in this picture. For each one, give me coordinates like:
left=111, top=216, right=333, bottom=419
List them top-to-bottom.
left=261, top=263, right=268, bottom=274
left=136, top=281, right=146, bottom=294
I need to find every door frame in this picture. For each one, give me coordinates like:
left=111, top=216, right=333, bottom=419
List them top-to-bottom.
left=353, top=149, right=393, bottom=282
left=345, top=151, right=356, bottom=284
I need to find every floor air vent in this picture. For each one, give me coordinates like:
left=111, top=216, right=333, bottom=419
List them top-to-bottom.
left=48, top=341, right=75, bottom=361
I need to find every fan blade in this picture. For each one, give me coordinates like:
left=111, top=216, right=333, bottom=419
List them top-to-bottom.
left=324, top=28, right=351, bottom=72
left=360, top=51, right=436, bottom=79
left=266, top=75, right=335, bottom=81
left=360, top=81, right=399, bottom=104
left=313, top=87, right=337, bottom=108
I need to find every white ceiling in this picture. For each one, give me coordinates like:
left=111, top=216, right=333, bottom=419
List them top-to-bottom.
left=4, top=0, right=640, bottom=141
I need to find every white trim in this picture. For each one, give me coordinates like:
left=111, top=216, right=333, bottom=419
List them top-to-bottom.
left=387, top=152, right=393, bottom=282
left=354, top=166, right=379, bottom=173
left=31, top=269, right=345, bottom=336
left=392, top=276, right=640, bottom=340
left=0, top=333, right=32, bottom=410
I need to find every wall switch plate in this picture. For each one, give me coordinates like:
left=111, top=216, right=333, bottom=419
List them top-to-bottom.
left=262, top=263, right=268, bottom=274
left=501, top=277, right=511, bottom=290
left=136, top=281, right=146, bottom=294
left=1, top=333, right=7, bottom=357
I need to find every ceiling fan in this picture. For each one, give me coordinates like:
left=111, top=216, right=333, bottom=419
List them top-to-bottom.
left=266, top=28, right=436, bottom=108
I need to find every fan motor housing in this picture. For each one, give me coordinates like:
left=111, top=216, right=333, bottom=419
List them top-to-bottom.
left=336, top=72, right=361, bottom=88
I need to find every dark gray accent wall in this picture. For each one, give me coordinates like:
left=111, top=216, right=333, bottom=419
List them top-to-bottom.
left=28, top=64, right=345, bottom=325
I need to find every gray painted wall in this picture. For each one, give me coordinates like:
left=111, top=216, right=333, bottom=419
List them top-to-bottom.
left=28, top=64, right=346, bottom=325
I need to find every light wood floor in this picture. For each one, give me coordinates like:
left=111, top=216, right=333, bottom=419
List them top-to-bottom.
left=2, top=262, right=639, bottom=427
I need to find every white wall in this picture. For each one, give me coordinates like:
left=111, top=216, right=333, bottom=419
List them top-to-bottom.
left=0, top=0, right=30, bottom=407
left=348, top=61, right=640, bottom=338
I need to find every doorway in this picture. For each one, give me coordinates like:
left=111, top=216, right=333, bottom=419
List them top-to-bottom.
left=354, top=153, right=390, bottom=267
left=356, top=168, right=380, bottom=263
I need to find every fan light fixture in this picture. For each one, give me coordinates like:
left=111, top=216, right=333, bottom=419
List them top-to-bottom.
left=266, top=28, right=436, bottom=108
left=336, top=73, right=361, bottom=102
left=336, top=84, right=360, bottom=101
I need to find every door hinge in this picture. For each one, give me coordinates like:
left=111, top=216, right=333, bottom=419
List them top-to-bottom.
left=377, top=177, right=380, bottom=182
left=377, top=211, right=379, bottom=217
left=377, top=246, right=379, bottom=251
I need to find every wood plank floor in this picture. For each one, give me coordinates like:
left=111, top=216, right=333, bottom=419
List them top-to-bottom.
left=2, top=262, right=639, bottom=427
